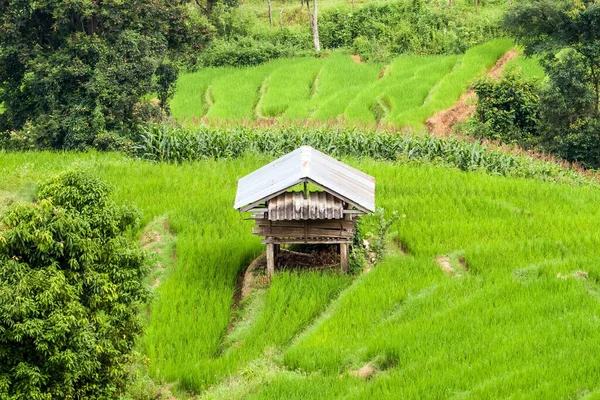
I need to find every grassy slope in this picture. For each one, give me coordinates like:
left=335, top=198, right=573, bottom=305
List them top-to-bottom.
left=171, top=39, right=513, bottom=129
left=504, top=53, right=546, bottom=80
left=2, top=152, right=600, bottom=398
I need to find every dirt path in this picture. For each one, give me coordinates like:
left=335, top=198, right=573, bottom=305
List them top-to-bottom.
left=425, top=49, right=519, bottom=137
left=350, top=54, right=363, bottom=64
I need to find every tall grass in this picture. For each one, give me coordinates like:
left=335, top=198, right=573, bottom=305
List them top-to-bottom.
left=389, top=38, right=513, bottom=127
left=170, top=40, right=512, bottom=128
left=504, top=53, right=546, bottom=80
left=310, top=55, right=383, bottom=120
left=344, top=55, right=455, bottom=123
left=260, top=57, right=322, bottom=119
left=205, top=62, right=278, bottom=121
left=170, top=68, right=230, bottom=122
left=2, top=151, right=600, bottom=398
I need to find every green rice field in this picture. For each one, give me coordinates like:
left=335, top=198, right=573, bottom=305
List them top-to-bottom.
left=171, top=39, right=513, bottom=129
left=1, top=150, right=600, bottom=398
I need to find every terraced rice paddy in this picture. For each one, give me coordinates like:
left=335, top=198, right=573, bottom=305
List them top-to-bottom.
left=171, top=39, right=512, bottom=129
left=1, top=150, right=600, bottom=399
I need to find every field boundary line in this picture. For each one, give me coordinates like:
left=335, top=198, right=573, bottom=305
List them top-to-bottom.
left=425, top=49, right=518, bottom=137
left=421, top=56, right=462, bottom=106
left=309, top=67, right=323, bottom=100
left=254, top=76, right=271, bottom=120
left=203, top=86, right=214, bottom=118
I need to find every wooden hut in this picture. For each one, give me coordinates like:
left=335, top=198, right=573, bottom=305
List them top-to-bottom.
left=234, top=146, right=375, bottom=276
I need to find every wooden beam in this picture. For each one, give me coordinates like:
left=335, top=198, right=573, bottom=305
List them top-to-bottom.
left=254, top=219, right=353, bottom=229
left=253, top=226, right=353, bottom=238
left=262, top=238, right=352, bottom=244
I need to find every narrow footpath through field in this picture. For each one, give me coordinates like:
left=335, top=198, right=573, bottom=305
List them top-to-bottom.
left=425, top=49, right=518, bottom=136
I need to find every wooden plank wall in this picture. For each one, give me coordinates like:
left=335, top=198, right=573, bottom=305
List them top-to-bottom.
left=253, top=219, right=354, bottom=239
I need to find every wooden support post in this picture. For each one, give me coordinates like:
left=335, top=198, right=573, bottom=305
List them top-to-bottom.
left=340, top=212, right=352, bottom=273
left=266, top=241, right=275, bottom=277
left=340, top=243, right=348, bottom=273
left=274, top=244, right=280, bottom=264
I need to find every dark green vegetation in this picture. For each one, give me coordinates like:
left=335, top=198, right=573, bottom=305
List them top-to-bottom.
left=0, top=0, right=204, bottom=149
left=202, top=0, right=505, bottom=67
left=319, top=0, right=502, bottom=61
left=470, top=0, right=600, bottom=168
left=471, top=72, right=540, bottom=147
left=1, top=152, right=600, bottom=398
left=0, top=171, right=149, bottom=398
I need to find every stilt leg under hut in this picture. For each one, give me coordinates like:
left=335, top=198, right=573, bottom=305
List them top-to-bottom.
left=266, top=240, right=275, bottom=277
left=340, top=243, right=348, bottom=272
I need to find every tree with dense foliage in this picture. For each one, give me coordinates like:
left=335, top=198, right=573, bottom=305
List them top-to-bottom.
left=504, top=0, right=600, bottom=167
left=0, top=1, right=207, bottom=150
left=472, top=72, right=540, bottom=147
left=0, top=171, right=149, bottom=398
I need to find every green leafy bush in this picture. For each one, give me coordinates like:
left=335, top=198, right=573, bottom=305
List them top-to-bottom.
left=503, top=0, right=600, bottom=168
left=0, top=1, right=205, bottom=150
left=319, top=2, right=502, bottom=57
left=199, top=27, right=313, bottom=67
left=199, top=37, right=298, bottom=67
left=471, top=72, right=541, bottom=147
left=0, top=171, right=149, bottom=398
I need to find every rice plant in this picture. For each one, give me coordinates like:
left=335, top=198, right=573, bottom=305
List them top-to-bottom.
left=170, top=40, right=513, bottom=128
left=2, top=151, right=600, bottom=398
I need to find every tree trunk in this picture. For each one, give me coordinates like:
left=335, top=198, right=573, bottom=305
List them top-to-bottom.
left=268, top=0, right=273, bottom=28
left=306, top=0, right=312, bottom=30
left=312, top=0, right=320, bottom=52
left=448, top=0, right=452, bottom=6
left=475, top=0, right=478, bottom=12
left=280, top=8, right=284, bottom=27
left=588, top=61, right=600, bottom=115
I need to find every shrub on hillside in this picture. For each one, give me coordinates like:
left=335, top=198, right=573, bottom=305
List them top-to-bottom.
left=502, top=0, right=600, bottom=168
left=0, top=1, right=206, bottom=150
left=320, top=2, right=502, bottom=57
left=199, top=30, right=312, bottom=67
left=200, top=37, right=295, bottom=67
left=471, top=72, right=541, bottom=148
left=0, top=171, right=149, bottom=398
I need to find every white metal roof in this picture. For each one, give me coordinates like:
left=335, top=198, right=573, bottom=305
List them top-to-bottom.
left=234, top=146, right=375, bottom=213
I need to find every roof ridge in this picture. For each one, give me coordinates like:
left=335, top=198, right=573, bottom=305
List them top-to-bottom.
left=300, top=146, right=312, bottom=178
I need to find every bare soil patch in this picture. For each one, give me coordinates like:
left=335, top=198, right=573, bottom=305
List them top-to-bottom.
left=425, top=49, right=518, bottom=137
left=351, top=54, right=363, bottom=64
left=378, top=65, right=390, bottom=79
left=435, top=254, right=470, bottom=277
left=435, top=256, right=454, bottom=275
left=557, top=270, right=589, bottom=280
left=349, top=363, right=377, bottom=380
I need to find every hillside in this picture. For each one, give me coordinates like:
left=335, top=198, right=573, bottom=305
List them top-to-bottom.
left=171, top=39, right=512, bottom=129
left=1, top=152, right=600, bottom=399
